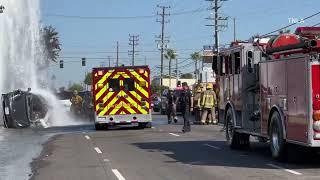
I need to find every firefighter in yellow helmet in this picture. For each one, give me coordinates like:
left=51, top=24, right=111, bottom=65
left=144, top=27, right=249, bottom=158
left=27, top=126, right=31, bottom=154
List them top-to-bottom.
left=200, top=83, right=217, bottom=125
left=193, top=85, right=203, bottom=124
left=70, top=90, right=83, bottom=115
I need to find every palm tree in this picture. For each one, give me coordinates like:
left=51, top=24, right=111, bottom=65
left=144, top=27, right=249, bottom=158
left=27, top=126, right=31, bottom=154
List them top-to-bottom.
left=41, top=26, right=61, bottom=65
left=164, top=49, right=177, bottom=88
left=190, top=52, right=202, bottom=81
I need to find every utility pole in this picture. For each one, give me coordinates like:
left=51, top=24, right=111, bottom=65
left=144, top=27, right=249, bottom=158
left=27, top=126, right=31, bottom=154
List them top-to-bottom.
left=206, top=0, right=228, bottom=55
left=156, top=5, right=170, bottom=94
left=233, top=17, right=236, bottom=42
left=128, top=34, right=139, bottom=66
left=116, top=41, right=119, bottom=67
left=107, top=56, right=111, bottom=67
left=144, top=56, right=147, bottom=65
left=176, top=58, right=178, bottom=85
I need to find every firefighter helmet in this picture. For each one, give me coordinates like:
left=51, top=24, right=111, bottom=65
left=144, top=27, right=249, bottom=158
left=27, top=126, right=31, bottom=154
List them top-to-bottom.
left=206, top=83, right=213, bottom=90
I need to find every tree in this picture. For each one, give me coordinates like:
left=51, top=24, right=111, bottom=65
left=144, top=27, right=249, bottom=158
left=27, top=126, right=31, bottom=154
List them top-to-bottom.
left=42, top=26, right=61, bottom=64
left=164, top=49, right=177, bottom=88
left=190, top=52, right=202, bottom=81
left=84, top=73, right=92, bottom=85
left=180, top=73, right=193, bottom=79
left=68, top=83, right=84, bottom=92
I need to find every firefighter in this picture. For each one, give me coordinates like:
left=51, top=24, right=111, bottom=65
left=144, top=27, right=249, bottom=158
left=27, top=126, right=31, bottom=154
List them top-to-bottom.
left=179, top=82, right=193, bottom=133
left=200, top=83, right=217, bottom=125
left=193, top=85, right=203, bottom=124
left=166, top=88, right=177, bottom=124
left=70, top=90, right=83, bottom=115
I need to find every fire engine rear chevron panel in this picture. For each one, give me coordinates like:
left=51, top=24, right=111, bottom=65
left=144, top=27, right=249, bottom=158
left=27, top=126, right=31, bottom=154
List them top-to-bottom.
left=92, top=66, right=151, bottom=117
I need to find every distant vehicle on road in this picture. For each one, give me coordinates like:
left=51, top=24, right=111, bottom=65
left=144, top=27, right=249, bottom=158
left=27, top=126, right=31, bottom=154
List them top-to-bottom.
left=160, top=88, right=183, bottom=115
left=160, top=89, right=168, bottom=115
left=152, top=96, right=161, bottom=112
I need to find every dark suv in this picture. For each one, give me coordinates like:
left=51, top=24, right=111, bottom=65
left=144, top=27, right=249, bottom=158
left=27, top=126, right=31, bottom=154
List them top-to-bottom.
left=160, top=89, right=183, bottom=115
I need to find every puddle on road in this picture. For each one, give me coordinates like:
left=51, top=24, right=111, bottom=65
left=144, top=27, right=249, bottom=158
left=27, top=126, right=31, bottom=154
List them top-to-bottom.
left=0, top=124, right=93, bottom=180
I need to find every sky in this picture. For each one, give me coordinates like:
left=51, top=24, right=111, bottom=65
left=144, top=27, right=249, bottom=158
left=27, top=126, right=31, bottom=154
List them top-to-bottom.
left=41, top=0, right=320, bottom=88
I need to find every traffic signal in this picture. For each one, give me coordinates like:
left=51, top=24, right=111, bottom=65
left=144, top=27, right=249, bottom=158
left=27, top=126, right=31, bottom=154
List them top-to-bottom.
left=82, top=58, right=86, bottom=66
left=59, top=60, right=64, bottom=68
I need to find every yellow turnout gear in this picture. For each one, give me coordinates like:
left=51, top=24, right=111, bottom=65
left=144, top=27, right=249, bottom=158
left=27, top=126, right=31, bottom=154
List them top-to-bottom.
left=200, top=90, right=216, bottom=109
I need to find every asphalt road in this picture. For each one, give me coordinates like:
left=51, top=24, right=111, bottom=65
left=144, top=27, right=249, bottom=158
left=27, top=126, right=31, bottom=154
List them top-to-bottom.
left=30, top=113, right=320, bottom=180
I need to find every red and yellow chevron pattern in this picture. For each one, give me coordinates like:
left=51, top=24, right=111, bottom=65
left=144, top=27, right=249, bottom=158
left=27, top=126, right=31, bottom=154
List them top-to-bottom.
left=92, top=66, right=151, bottom=116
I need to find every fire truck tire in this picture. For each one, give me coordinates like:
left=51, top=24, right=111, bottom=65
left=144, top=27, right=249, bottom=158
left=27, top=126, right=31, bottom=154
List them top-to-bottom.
left=226, top=109, right=241, bottom=149
left=270, top=112, right=287, bottom=161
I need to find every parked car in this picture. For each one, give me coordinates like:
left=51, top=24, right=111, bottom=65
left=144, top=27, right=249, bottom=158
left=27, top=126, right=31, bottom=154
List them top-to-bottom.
left=160, top=88, right=184, bottom=115
left=160, top=89, right=168, bottom=115
left=152, top=96, right=161, bottom=112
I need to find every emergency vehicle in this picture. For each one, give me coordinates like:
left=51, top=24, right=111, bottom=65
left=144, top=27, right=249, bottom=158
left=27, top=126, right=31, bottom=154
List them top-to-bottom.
left=215, top=27, right=320, bottom=160
left=92, top=66, right=152, bottom=130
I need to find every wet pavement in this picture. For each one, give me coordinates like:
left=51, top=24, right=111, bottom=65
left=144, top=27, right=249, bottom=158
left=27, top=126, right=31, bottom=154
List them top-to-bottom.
left=0, top=123, right=94, bottom=180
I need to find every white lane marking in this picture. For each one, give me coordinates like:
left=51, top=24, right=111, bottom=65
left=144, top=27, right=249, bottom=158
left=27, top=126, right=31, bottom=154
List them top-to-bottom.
left=151, top=127, right=155, bottom=129
left=169, top=133, right=180, bottom=137
left=84, top=135, right=90, bottom=140
left=203, top=144, right=221, bottom=150
left=94, top=147, right=102, bottom=154
left=103, top=158, right=110, bottom=162
left=267, top=163, right=302, bottom=175
left=112, top=169, right=126, bottom=180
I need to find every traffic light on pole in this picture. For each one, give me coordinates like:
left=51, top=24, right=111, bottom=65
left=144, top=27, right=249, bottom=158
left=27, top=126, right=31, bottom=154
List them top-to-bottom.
left=82, top=58, right=86, bottom=66
left=59, top=60, right=64, bottom=68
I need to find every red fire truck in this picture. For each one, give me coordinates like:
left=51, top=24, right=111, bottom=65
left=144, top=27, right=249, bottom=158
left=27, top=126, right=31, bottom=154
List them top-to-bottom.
left=216, top=27, right=320, bottom=160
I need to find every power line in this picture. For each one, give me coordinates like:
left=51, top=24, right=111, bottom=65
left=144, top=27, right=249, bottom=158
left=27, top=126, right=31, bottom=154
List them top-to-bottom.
left=44, top=7, right=209, bottom=20
left=261, top=10, right=320, bottom=37
left=45, top=14, right=156, bottom=19
left=312, top=22, right=320, bottom=27
left=61, top=48, right=201, bottom=54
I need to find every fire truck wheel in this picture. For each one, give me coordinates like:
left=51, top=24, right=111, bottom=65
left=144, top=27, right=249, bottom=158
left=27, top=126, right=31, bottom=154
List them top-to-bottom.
left=226, top=109, right=241, bottom=149
left=270, top=112, right=287, bottom=161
